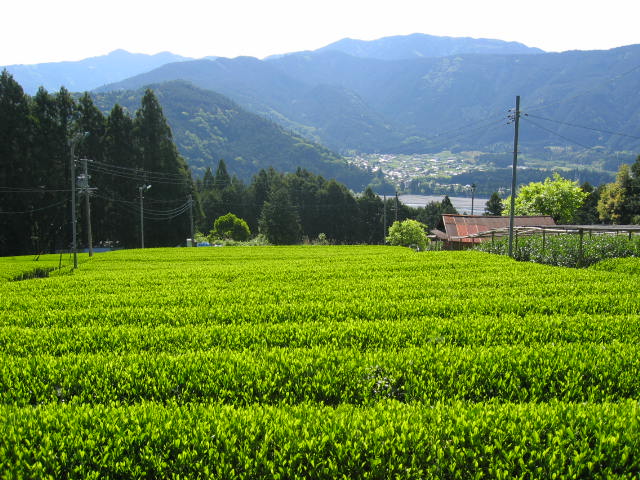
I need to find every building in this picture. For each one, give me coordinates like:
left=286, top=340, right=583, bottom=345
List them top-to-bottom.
left=431, top=214, right=556, bottom=248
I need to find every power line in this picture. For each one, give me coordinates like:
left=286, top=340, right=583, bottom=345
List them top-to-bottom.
left=524, top=62, right=640, bottom=114
left=525, top=113, right=640, bottom=140
left=521, top=116, right=597, bottom=150
left=89, top=164, right=190, bottom=186
left=0, top=186, right=70, bottom=193
left=0, top=199, right=68, bottom=215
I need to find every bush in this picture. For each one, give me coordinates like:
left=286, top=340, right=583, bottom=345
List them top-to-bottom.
left=211, top=213, right=251, bottom=242
left=386, top=220, right=429, bottom=251
left=477, top=233, right=640, bottom=267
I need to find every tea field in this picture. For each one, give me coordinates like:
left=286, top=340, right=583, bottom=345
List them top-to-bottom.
left=0, top=246, right=639, bottom=478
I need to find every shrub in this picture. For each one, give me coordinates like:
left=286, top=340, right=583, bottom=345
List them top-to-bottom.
left=211, top=213, right=251, bottom=241
left=386, top=220, right=429, bottom=251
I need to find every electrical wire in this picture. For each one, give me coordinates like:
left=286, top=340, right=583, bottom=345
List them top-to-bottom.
left=524, top=62, right=640, bottom=114
left=525, top=113, right=640, bottom=140
left=521, top=116, right=593, bottom=150
left=89, top=159, right=190, bottom=182
left=89, top=163, right=190, bottom=186
left=0, top=186, right=70, bottom=193
left=0, top=199, right=68, bottom=215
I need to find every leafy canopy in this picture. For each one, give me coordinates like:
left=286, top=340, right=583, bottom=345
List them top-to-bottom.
left=503, top=173, right=588, bottom=224
left=212, top=213, right=251, bottom=241
left=386, top=219, right=429, bottom=250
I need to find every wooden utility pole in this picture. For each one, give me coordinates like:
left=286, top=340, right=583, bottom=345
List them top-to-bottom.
left=508, top=96, right=521, bottom=258
left=82, top=158, right=94, bottom=257
left=188, top=194, right=194, bottom=245
left=383, top=195, right=387, bottom=244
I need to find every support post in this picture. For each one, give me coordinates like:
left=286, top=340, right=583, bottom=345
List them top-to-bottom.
left=508, top=96, right=521, bottom=258
left=70, top=140, right=78, bottom=268
left=83, top=158, right=94, bottom=257
left=471, top=183, right=476, bottom=215
left=139, top=184, right=151, bottom=249
left=188, top=194, right=194, bottom=245
left=383, top=195, right=387, bottom=244
left=578, top=228, right=584, bottom=267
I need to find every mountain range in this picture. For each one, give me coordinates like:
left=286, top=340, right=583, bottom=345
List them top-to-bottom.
left=4, top=33, right=640, bottom=188
left=96, top=42, right=640, bottom=156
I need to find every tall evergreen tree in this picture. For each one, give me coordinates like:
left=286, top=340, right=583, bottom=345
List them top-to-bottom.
left=0, top=70, right=34, bottom=255
left=29, top=87, right=75, bottom=253
left=134, top=89, right=193, bottom=247
left=97, top=104, right=138, bottom=247
left=213, top=159, right=231, bottom=190
left=202, top=167, right=215, bottom=191
left=259, top=186, right=301, bottom=245
left=357, top=187, right=384, bottom=244
left=485, top=192, right=504, bottom=216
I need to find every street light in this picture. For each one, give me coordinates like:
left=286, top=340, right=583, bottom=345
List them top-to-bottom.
left=470, top=183, right=477, bottom=216
left=139, top=184, right=151, bottom=248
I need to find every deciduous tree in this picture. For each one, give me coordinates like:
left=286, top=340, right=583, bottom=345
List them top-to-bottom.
left=503, top=173, right=588, bottom=224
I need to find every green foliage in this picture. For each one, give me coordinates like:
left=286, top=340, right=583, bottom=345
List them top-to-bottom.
left=0, top=73, right=194, bottom=255
left=92, top=81, right=374, bottom=191
left=597, top=158, right=640, bottom=224
left=503, top=173, right=588, bottom=223
left=259, top=188, right=301, bottom=245
left=485, top=191, right=504, bottom=216
left=415, top=196, right=458, bottom=231
left=211, top=213, right=250, bottom=241
left=386, top=219, right=429, bottom=250
left=477, top=233, right=640, bottom=267
left=1, top=247, right=640, bottom=477
left=590, top=257, right=640, bottom=275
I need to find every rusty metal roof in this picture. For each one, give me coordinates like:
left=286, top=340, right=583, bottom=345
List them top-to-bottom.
left=441, top=214, right=556, bottom=242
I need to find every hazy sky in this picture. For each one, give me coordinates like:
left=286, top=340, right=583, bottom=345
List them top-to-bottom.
left=2, top=0, right=639, bottom=65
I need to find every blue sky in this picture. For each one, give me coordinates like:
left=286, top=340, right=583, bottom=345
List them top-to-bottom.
left=2, top=0, right=639, bottom=65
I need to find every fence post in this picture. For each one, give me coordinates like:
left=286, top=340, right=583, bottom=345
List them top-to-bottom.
left=578, top=229, right=584, bottom=267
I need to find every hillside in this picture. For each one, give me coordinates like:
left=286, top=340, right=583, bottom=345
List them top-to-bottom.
left=314, top=32, right=544, bottom=60
left=5, top=33, right=541, bottom=95
left=98, top=44, right=640, bottom=158
left=3, top=49, right=191, bottom=94
left=91, top=81, right=373, bottom=189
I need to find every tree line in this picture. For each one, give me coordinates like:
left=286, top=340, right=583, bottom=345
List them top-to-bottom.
left=0, top=70, right=192, bottom=256
left=1, top=70, right=461, bottom=256
left=194, top=159, right=459, bottom=245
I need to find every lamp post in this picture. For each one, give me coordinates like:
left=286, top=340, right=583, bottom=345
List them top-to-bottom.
left=470, top=183, right=477, bottom=216
left=139, top=184, right=151, bottom=248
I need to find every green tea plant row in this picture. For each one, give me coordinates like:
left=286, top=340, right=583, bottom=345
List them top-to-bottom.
left=1, top=246, right=639, bottom=478
left=1, top=250, right=639, bottom=329
left=0, top=253, right=87, bottom=281
left=591, top=257, right=640, bottom=275
left=2, top=313, right=639, bottom=355
left=2, top=343, right=638, bottom=405
left=1, top=401, right=638, bottom=479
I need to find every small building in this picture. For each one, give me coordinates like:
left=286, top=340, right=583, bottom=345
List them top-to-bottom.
left=431, top=214, right=556, bottom=249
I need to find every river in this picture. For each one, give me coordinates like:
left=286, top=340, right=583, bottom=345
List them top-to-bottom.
left=396, top=195, right=489, bottom=215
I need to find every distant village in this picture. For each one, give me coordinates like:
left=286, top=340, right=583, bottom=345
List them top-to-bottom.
left=348, top=151, right=490, bottom=191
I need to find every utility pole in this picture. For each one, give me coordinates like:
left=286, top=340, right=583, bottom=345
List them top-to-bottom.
left=508, top=96, right=521, bottom=258
left=69, top=132, right=87, bottom=269
left=70, top=142, right=77, bottom=268
left=80, top=158, right=94, bottom=257
left=471, top=183, right=476, bottom=216
left=139, top=184, right=151, bottom=248
left=395, top=191, right=399, bottom=223
left=188, top=194, right=194, bottom=245
left=383, top=195, right=387, bottom=244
